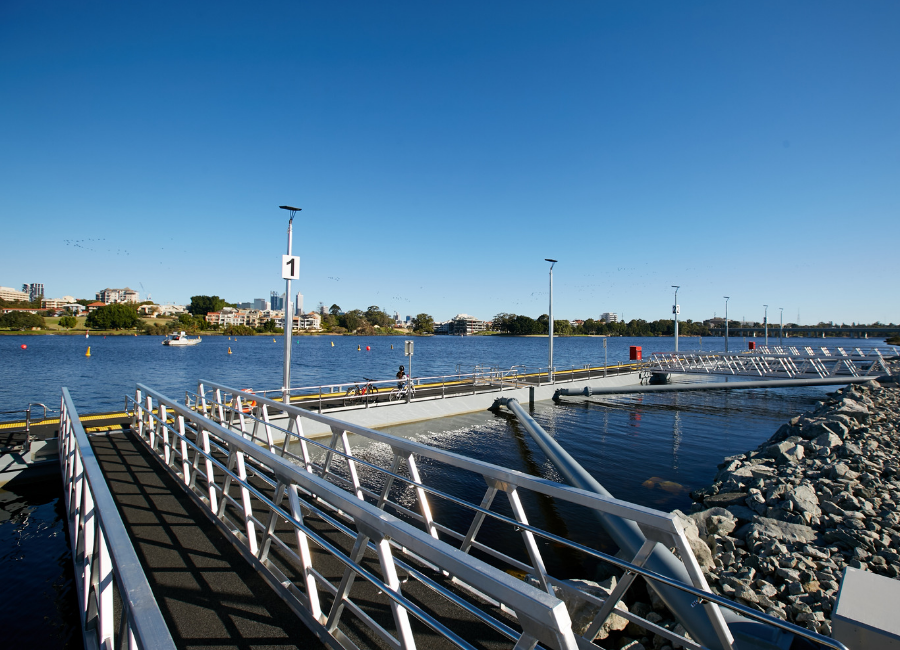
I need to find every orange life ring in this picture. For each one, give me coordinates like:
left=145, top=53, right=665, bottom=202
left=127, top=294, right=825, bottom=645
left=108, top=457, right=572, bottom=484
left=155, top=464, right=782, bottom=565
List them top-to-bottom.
left=240, top=389, right=257, bottom=413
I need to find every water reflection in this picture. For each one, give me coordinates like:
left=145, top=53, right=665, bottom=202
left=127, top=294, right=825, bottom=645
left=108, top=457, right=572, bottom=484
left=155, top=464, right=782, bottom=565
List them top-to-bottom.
left=0, top=484, right=81, bottom=649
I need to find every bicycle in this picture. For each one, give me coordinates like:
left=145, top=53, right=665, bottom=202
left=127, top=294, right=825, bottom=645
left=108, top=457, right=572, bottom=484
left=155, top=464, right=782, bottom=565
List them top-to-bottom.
left=343, top=378, right=380, bottom=406
left=389, top=381, right=416, bottom=402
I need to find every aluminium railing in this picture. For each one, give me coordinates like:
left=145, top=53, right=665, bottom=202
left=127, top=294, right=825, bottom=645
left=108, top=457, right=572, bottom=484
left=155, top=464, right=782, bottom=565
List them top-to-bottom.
left=648, top=348, right=892, bottom=380
left=234, top=361, right=646, bottom=415
left=190, top=379, right=847, bottom=650
left=129, top=384, right=580, bottom=650
left=59, top=388, right=175, bottom=650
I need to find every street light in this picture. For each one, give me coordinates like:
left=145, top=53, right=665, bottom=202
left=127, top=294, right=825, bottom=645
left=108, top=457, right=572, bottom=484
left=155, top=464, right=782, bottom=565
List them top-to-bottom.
left=279, top=205, right=301, bottom=405
left=545, top=259, right=557, bottom=382
left=672, top=286, right=680, bottom=352
left=724, top=296, right=730, bottom=353
left=763, top=304, right=769, bottom=346
left=779, top=307, right=784, bottom=346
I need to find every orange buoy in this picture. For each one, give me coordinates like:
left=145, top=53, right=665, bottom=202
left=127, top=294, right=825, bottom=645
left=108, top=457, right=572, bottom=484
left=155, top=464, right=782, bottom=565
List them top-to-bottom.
left=20, top=344, right=26, bottom=349
left=86, top=347, right=91, bottom=357
left=228, top=347, right=232, bottom=355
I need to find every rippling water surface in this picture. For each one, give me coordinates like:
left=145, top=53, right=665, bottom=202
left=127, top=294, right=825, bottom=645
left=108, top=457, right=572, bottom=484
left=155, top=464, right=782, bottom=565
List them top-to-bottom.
left=0, top=333, right=865, bottom=416
left=0, top=483, right=80, bottom=649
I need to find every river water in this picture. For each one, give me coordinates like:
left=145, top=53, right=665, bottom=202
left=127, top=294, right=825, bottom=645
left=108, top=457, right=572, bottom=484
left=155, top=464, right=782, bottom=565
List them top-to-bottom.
left=0, top=334, right=888, bottom=645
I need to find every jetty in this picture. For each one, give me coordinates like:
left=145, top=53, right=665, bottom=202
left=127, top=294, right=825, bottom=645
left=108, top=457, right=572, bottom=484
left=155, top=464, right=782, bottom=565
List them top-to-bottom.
left=5, top=349, right=898, bottom=649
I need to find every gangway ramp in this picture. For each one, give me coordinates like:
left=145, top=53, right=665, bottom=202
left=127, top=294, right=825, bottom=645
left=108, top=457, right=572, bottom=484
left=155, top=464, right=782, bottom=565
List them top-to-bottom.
left=647, top=346, right=894, bottom=380
left=60, top=381, right=850, bottom=650
left=90, top=432, right=328, bottom=649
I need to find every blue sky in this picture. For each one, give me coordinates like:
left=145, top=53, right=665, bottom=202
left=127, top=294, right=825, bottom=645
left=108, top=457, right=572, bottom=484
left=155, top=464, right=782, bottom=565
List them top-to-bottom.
left=1, top=1, right=897, bottom=324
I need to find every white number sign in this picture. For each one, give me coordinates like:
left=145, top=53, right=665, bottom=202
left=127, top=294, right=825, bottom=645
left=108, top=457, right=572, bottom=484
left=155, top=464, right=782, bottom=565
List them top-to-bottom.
left=282, top=255, right=300, bottom=280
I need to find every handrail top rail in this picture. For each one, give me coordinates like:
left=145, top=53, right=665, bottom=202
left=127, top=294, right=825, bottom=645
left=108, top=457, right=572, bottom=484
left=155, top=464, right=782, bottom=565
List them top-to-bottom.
left=251, top=361, right=645, bottom=396
left=195, top=379, right=683, bottom=535
left=137, top=383, right=578, bottom=643
left=61, top=388, right=176, bottom=650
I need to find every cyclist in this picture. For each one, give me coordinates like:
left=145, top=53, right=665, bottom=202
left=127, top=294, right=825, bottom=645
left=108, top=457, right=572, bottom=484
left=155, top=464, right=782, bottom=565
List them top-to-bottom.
left=396, top=365, right=407, bottom=389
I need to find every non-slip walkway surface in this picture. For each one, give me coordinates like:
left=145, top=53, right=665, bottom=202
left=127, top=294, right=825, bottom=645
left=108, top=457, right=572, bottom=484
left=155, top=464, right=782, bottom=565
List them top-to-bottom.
left=90, top=431, right=326, bottom=650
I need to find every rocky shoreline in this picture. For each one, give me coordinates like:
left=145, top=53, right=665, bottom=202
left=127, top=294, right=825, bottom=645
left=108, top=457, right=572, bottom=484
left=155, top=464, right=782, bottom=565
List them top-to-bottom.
left=524, top=376, right=900, bottom=650
left=670, top=378, right=900, bottom=640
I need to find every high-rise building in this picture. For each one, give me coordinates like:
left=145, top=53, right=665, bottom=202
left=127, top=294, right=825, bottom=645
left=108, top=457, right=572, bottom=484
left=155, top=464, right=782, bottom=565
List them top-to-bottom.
left=22, top=283, right=44, bottom=302
left=270, top=291, right=284, bottom=311
left=295, top=292, right=304, bottom=316
left=253, top=298, right=267, bottom=310
left=600, top=312, right=619, bottom=323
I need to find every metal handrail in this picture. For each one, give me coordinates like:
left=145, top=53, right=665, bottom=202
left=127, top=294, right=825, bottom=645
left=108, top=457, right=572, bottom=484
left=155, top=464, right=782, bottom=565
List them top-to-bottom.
left=648, top=348, right=892, bottom=380
left=238, top=361, right=647, bottom=414
left=195, top=379, right=848, bottom=650
left=131, top=384, right=580, bottom=650
left=59, top=388, right=175, bottom=650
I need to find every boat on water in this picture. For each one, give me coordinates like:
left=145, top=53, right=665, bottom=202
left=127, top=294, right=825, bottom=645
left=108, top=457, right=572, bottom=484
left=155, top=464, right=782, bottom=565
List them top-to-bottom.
left=162, top=331, right=202, bottom=346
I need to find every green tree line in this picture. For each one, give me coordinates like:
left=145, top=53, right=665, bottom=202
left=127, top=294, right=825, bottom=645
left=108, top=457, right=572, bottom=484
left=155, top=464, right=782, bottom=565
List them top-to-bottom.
left=321, top=305, right=434, bottom=335
left=492, top=313, right=713, bottom=337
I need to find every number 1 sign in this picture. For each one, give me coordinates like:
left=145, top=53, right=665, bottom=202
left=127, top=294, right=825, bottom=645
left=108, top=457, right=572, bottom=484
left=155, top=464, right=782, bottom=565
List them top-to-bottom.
left=282, top=255, right=300, bottom=280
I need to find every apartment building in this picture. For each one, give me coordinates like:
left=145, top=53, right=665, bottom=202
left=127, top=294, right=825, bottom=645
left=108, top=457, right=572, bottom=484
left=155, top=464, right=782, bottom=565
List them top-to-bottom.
left=97, top=287, right=140, bottom=304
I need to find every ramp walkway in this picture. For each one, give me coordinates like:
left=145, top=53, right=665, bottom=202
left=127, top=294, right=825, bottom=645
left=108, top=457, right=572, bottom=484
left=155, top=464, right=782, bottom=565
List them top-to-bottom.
left=58, top=381, right=851, bottom=650
left=90, top=430, right=328, bottom=650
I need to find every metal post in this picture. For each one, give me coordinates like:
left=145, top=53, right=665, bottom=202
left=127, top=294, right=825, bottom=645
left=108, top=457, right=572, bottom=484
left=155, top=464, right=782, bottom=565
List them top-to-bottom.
left=279, top=206, right=301, bottom=407
left=545, top=259, right=557, bottom=382
left=672, top=285, right=680, bottom=352
left=724, top=296, right=729, bottom=353
left=764, top=304, right=769, bottom=346
left=779, top=307, right=783, bottom=346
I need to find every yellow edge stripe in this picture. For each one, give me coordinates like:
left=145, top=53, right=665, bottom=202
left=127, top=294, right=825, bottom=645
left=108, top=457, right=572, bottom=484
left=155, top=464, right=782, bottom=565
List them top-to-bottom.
left=2, top=363, right=646, bottom=426
left=285, top=363, right=643, bottom=402
left=0, top=411, right=130, bottom=430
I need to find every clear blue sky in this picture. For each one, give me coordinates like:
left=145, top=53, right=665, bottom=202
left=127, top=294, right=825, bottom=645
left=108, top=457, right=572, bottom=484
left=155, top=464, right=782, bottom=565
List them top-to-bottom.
left=1, top=1, right=897, bottom=324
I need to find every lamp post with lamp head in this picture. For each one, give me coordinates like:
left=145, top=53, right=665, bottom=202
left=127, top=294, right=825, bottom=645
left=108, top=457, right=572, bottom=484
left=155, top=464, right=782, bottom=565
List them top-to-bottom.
left=279, top=206, right=301, bottom=406
left=545, top=259, right=557, bottom=382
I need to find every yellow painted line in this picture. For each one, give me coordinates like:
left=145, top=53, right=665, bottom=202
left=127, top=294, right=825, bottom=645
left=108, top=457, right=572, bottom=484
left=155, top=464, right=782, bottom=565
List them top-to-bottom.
left=283, top=364, right=644, bottom=402
left=0, top=411, right=130, bottom=430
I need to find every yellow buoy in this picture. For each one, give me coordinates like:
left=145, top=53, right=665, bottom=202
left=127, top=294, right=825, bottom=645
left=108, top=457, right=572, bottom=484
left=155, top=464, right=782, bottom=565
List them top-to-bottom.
left=273, top=339, right=276, bottom=343
left=331, top=341, right=334, bottom=347
left=357, top=344, right=361, bottom=351
left=391, top=344, right=393, bottom=349
left=85, top=346, right=91, bottom=357
left=228, top=347, right=232, bottom=355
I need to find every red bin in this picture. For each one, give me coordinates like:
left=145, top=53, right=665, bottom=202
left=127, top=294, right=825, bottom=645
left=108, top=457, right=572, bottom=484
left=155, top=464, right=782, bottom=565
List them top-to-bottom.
left=749, top=341, right=756, bottom=350
left=629, top=346, right=642, bottom=360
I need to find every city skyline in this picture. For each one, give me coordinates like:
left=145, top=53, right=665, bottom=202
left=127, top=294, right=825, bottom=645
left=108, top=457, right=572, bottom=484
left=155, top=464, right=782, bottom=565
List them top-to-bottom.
left=1, top=2, right=898, bottom=323
left=2, top=278, right=894, bottom=327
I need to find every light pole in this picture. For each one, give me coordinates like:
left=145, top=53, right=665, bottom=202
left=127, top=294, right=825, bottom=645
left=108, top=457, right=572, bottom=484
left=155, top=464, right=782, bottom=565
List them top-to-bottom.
left=279, top=205, right=301, bottom=406
left=545, top=259, right=557, bottom=382
left=672, top=286, right=680, bottom=352
left=724, top=296, right=730, bottom=353
left=763, top=304, right=769, bottom=346
left=779, top=307, right=784, bottom=346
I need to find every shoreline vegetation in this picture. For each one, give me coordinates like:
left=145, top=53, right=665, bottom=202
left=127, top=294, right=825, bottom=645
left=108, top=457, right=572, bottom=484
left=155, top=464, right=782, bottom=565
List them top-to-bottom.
left=2, top=296, right=898, bottom=340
